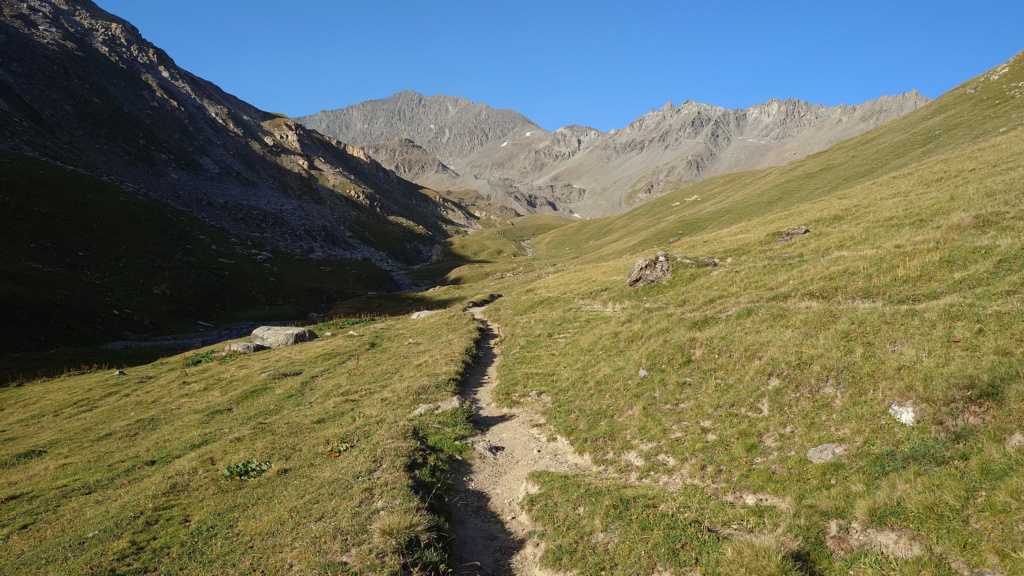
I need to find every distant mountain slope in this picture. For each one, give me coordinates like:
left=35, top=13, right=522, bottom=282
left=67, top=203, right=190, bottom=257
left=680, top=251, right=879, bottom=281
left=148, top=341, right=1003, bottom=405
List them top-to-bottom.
left=0, top=0, right=473, bottom=267
left=302, top=90, right=928, bottom=217
left=298, top=91, right=540, bottom=166
left=537, top=91, right=930, bottom=215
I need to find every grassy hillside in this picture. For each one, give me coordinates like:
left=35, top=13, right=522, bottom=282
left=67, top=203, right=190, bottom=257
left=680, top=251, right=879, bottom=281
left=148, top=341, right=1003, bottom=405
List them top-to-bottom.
left=3, top=52, right=1023, bottom=575
left=441, top=52, right=1024, bottom=574
left=0, top=309, right=480, bottom=574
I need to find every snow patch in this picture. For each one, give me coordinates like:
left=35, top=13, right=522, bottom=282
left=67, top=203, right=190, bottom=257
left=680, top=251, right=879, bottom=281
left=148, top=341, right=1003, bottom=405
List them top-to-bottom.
left=525, top=131, right=533, bottom=136
left=501, top=141, right=508, bottom=147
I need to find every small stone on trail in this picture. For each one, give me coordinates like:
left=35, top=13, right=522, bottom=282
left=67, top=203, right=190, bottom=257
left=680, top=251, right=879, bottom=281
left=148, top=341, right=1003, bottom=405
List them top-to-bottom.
left=323, top=331, right=333, bottom=337
left=473, top=440, right=502, bottom=459
left=807, top=442, right=845, bottom=464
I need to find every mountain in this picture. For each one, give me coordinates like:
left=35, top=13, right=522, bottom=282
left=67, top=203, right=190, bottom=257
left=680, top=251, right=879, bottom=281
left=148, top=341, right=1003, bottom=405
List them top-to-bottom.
left=0, top=0, right=475, bottom=353
left=0, top=0, right=473, bottom=266
left=5, top=45, right=1023, bottom=575
left=298, top=91, right=540, bottom=167
left=301, top=91, right=928, bottom=217
left=539, top=92, right=930, bottom=215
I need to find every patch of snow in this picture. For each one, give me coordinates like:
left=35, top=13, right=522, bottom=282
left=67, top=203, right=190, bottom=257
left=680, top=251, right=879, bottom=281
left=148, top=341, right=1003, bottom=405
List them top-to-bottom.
left=525, top=131, right=533, bottom=136
left=501, top=141, right=508, bottom=147
left=573, top=214, right=583, bottom=219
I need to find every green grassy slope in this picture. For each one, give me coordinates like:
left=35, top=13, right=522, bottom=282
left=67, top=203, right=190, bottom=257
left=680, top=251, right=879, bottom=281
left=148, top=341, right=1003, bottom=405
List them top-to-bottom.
left=3, top=50, right=1023, bottom=576
left=535, top=50, right=1024, bottom=265
left=448, top=52, right=1024, bottom=574
left=0, top=310, right=480, bottom=574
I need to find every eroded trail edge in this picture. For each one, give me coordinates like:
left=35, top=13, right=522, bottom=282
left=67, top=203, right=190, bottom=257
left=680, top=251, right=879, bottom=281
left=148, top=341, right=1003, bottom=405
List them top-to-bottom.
left=450, top=301, right=592, bottom=576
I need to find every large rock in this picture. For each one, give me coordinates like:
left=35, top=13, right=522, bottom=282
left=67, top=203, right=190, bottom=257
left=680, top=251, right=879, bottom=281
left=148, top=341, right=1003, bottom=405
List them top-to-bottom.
left=627, top=251, right=673, bottom=287
left=251, top=326, right=319, bottom=349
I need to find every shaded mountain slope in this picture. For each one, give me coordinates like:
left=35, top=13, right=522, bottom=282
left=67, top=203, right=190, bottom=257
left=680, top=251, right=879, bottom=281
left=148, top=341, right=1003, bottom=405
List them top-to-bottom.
left=0, top=0, right=477, bottom=354
left=0, top=0, right=473, bottom=266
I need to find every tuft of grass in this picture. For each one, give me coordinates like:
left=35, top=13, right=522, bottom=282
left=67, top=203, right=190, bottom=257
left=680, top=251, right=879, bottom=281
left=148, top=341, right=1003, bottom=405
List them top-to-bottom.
left=182, top=350, right=216, bottom=368
left=222, top=459, right=272, bottom=480
left=710, top=540, right=803, bottom=576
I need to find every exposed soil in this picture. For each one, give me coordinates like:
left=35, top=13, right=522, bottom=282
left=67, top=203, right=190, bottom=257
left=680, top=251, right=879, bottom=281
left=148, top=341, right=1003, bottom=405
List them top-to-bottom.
left=449, top=304, right=592, bottom=575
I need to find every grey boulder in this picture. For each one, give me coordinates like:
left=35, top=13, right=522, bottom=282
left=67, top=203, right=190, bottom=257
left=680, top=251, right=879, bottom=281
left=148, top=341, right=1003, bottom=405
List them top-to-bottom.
left=251, top=326, right=319, bottom=349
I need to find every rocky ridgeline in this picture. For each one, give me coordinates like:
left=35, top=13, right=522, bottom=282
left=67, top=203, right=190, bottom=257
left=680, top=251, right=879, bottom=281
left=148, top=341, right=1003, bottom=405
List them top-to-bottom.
left=300, top=90, right=929, bottom=218
left=298, top=91, right=540, bottom=166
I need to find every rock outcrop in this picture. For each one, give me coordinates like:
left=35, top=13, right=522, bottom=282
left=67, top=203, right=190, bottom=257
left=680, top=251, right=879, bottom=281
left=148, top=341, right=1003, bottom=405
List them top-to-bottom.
left=300, top=90, right=929, bottom=217
left=627, top=251, right=673, bottom=287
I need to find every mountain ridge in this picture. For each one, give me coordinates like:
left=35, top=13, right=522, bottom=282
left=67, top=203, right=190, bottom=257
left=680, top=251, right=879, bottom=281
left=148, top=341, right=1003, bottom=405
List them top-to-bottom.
left=300, top=89, right=929, bottom=217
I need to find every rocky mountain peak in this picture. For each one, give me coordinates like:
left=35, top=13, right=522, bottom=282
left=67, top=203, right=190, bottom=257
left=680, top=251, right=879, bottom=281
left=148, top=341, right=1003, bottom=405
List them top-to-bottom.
left=298, top=91, right=540, bottom=165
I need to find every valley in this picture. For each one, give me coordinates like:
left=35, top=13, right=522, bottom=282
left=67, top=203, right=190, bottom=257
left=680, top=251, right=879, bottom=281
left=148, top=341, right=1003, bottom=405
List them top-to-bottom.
left=2, top=2, right=1023, bottom=575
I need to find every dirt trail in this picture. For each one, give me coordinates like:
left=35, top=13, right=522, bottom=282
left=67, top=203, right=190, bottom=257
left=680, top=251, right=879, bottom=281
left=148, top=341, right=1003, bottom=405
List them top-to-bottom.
left=450, top=305, right=591, bottom=575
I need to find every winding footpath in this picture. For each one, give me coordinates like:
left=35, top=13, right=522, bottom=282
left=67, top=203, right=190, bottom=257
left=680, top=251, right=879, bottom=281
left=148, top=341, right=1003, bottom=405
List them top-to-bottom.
left=450, top=303, right=592, bottom=576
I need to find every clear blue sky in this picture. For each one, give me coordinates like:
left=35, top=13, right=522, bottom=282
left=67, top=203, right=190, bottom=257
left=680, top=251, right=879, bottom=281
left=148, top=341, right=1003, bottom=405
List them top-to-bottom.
left=92, top=0, right=1022, bottom=132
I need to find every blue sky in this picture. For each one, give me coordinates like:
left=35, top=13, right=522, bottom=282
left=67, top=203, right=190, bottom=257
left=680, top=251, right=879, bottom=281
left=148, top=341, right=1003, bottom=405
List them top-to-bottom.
left=92, top=0, right=1023, bottom=132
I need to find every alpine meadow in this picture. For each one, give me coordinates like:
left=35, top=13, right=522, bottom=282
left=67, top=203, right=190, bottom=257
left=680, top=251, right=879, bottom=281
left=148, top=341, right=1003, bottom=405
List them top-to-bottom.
left=2, top=2, right=1023, bottom=575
